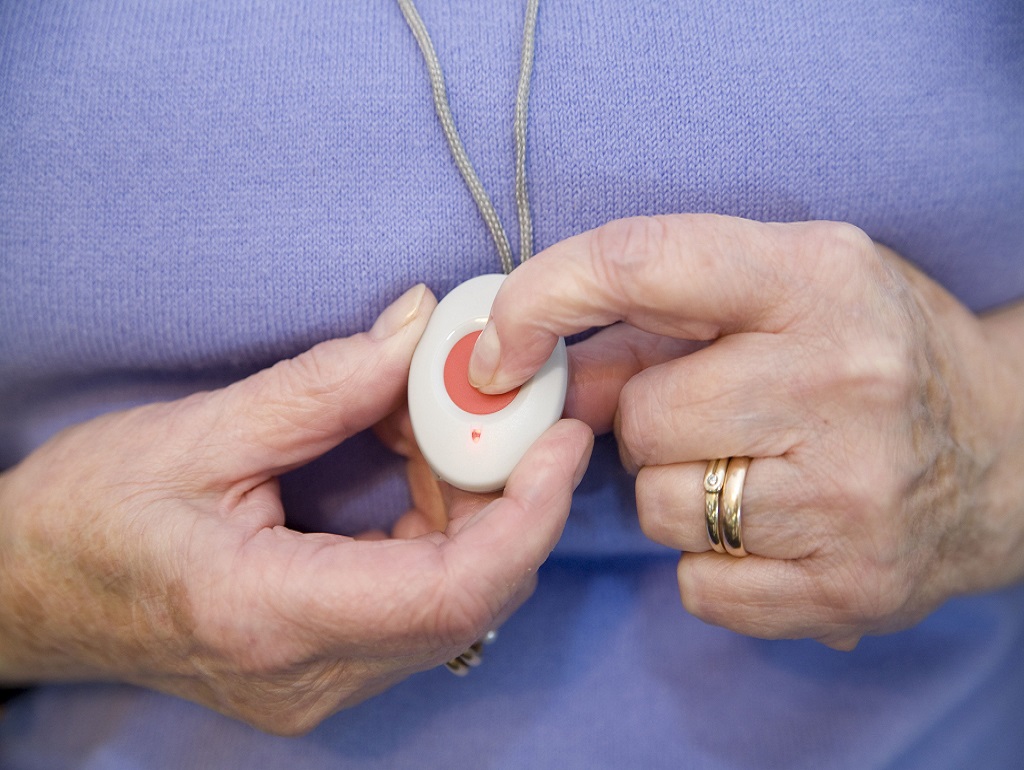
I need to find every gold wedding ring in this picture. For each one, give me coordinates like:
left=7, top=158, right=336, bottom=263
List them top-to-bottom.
left=719, top=456, right=751, bottom=557
left=704, top=457, right=751, bottom=557
left=703, top=458, right=728, bottom=554
left=444, top=629, right=498, bottom=676
left=445, top=641, right=484, bottom=676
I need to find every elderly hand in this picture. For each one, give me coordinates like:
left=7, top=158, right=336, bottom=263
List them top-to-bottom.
left=468, top=214, right=1024, bottom=650
left=0, top=284, right=593, bottom=734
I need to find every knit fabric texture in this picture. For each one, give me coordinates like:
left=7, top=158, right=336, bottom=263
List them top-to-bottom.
left=1, top=1, right=1023, bottom=767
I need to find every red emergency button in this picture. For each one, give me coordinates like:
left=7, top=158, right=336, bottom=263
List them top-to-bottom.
left=443, top=331, right=520, bottom=415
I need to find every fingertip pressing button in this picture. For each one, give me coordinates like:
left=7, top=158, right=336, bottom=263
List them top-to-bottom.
left=408, top=273, right=567, bottom=493
left=443, top=331, right=520, bottom=415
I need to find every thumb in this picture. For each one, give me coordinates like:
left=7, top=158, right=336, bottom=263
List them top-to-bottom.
left=198, top=284, right=436, bottom=483
left=443, top=419, right=594, bottom=603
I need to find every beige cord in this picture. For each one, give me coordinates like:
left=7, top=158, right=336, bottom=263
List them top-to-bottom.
left=397, top=0, right=540, bottom=274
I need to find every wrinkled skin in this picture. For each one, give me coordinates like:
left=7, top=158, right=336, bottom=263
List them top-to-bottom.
left=469, top=214, right=1024, bottom=650
left=0, top=285, right=594, bottom=734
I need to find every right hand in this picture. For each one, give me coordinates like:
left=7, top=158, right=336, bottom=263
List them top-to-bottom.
left=466, top=214, right=1024, bottom=650
left=0, top=284, right=593, bottom=735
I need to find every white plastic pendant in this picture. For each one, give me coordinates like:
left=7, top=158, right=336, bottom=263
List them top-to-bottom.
left=408, top=274, right=568, bottom=493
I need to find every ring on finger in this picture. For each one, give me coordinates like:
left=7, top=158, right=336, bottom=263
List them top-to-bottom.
left=720, top=456, right=751, bottom=557
left=703, top=458, right=728, bottom=553
left=444, top=629, right=498, bottom=676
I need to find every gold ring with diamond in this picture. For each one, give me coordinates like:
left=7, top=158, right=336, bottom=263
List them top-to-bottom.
left=703, top=458, right=729, bottom=553
left=444, top=630, right=498, bottom=676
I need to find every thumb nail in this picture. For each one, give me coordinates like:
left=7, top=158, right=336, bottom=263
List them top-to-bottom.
left=370, top=284, right=428, bottom=341
left=468, top=321, right=500, bottom=388
left=572, top=435, right=594, bottom=490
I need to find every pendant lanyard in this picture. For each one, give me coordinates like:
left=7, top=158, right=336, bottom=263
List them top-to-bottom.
left=397, top=0, right=541, bottom=275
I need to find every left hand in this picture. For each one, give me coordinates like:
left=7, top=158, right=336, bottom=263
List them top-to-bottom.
left=466, top=214, right=1024, bottom=649
left=0, top=284, right=593, bottom=734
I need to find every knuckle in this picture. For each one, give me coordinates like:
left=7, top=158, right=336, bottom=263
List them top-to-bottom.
left=589, top=216, right=667, bottom=306
left=791, top=221, right=878, bottom=312
left=800, top=221, right=874, bottom=271
left=821, top=221, right=874, bottom=256
left=283, top=336, right=382, bottom=413
left=837, top=336, right=915, bottom=410
left=795, top=338, right=914, bottom=434
left=260, top=340, right=373, bottom=440
left=282, top=344, right=345, bottom=406
left=250, top=362, right=323, bottom=438
left=615, top=378, right=652, bottom=466
left=634, top=468, right=669, bottom=543
left=638, top=517, right=670, bottom=548
left=809, top=550, right=908, bottom=631
left=676, top=558, right=715, bottom=622
left=432, top=577, right=496, bottom=651
left=822, top=634, right=862, bottom=652
left=246, top=699, right=331, bottom=737
left=265, top=718, right=314, bottom=738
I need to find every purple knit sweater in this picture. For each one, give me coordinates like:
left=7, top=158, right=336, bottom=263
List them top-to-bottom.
left=1, top=1, right=1023, bottom=767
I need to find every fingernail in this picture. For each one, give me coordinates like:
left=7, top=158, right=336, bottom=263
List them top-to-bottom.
left=370, top=284, right=427, bottom=340
left=468, top=321, right=500, bottom=388
left=573, top=437, right=593, bottom=490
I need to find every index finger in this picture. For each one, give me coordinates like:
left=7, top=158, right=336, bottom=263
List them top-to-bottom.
left=469, top=214, right=856, bottom=393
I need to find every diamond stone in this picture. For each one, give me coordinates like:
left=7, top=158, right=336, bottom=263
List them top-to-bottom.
left=705, top=471, right=724, bottom=492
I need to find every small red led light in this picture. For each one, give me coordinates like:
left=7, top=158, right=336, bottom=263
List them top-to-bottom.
left=471, top=429, right=482, bottom=443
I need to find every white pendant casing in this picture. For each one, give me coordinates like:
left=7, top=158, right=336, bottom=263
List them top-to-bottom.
left=408, top=273, right=568, bottom=493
